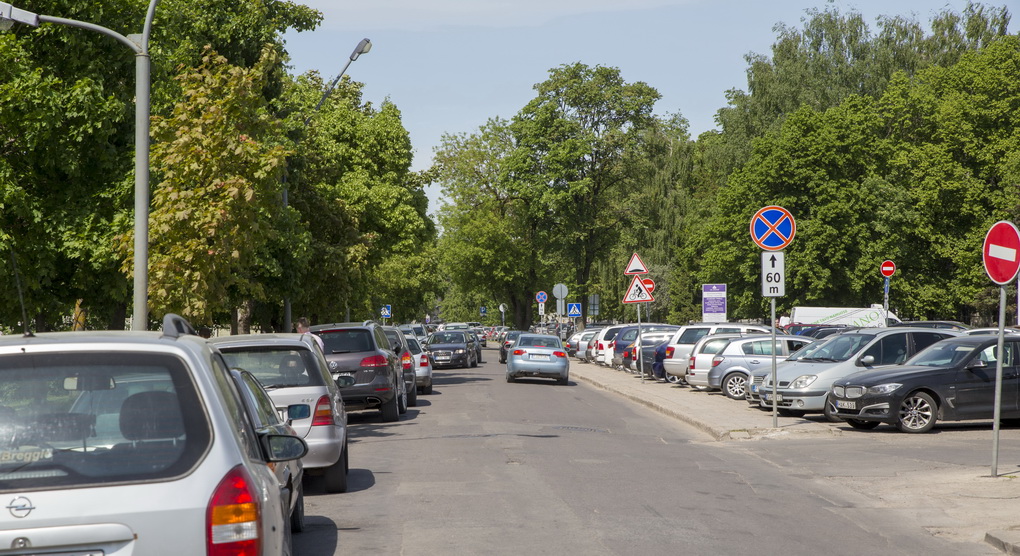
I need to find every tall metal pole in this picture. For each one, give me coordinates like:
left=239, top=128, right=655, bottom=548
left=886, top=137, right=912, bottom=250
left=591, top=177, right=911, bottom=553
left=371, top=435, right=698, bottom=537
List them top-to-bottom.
left=992, top=285, right=1006, bottom=476
left=771, top=297, right=778, bottom=428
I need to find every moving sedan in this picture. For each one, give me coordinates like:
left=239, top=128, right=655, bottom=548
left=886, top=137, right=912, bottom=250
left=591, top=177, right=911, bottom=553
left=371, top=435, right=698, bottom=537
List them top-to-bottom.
left=505, top=334, right=570, bottom=385
left=829, top=334, right=1020, bottom=433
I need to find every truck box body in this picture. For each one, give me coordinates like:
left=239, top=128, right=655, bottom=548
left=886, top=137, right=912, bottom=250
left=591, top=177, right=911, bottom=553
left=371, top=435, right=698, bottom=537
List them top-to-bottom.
left=788, top=305, right=900, bottom=328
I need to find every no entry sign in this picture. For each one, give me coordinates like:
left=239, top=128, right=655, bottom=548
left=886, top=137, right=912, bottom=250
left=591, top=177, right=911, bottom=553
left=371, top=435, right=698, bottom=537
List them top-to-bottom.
left=983, top=221, right=1020, bottom=285
left=880, top=260, right=896, bottom=278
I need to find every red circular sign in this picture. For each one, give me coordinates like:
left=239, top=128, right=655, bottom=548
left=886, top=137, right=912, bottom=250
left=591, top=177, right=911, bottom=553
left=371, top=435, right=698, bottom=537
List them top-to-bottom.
left=983, top=221, right=1020, bottom=285
left=880, top=260, right=896, bottom=278
left=642, top=278, right=655, bottom=293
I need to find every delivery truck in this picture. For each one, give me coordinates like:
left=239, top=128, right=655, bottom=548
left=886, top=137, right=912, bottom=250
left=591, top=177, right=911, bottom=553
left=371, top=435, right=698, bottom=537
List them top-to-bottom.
left=786, top=305, right=900, bottom=328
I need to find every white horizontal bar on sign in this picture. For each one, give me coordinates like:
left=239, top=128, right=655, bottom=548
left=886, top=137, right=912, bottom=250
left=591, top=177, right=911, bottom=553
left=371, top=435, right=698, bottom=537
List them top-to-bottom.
left=989, top=244, right=1017, bottom=262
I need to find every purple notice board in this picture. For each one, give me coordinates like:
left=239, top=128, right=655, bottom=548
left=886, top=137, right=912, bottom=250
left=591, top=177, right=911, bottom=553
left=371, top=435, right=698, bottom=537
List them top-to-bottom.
left=702, top=284, right=727, bottom=322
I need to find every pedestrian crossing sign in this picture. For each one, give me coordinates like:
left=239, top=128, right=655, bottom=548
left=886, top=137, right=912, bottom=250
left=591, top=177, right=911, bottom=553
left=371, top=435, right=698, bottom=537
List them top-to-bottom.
left=567, top=303, right=582, bottom=317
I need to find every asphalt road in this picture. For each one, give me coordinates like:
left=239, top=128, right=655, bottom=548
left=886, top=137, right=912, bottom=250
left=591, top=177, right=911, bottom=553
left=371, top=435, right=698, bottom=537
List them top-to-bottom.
left=294, top=348, right=1000, bottom=555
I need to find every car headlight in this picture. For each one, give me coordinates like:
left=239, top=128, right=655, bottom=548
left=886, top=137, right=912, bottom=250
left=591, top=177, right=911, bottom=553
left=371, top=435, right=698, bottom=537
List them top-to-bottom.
left=455, top=349, right=465, bottom=354
left=790, top=375, right=817, bottom=389
left=867, top=383, right=902, bottom=395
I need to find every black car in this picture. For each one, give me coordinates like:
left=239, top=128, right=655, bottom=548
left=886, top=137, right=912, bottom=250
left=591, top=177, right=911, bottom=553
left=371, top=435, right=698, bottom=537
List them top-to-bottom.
left=310, top=321, right=407, bottom=422
left=425, top=330, right=479, bottom=368
left=499, top=330, right=524, bottom=364
left=829, top=335, right=1020, bottom=433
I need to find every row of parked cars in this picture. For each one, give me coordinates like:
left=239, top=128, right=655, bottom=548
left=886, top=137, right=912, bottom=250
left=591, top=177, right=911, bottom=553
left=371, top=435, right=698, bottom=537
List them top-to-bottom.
left=0, top=314, right=456, bottom=555
left=570, top=320, right=1020, bottom=433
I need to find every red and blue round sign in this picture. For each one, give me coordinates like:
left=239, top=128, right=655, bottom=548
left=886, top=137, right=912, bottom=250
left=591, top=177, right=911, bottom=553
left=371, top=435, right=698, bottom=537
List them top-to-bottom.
left=750, top=206, right=796, bottom=251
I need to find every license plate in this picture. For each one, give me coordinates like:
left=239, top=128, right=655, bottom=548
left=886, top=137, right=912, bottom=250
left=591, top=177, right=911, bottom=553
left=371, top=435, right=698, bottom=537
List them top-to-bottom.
left=531, top=354, right=550, bottom=361
left=436, top=356, right=450, bottom=361
left=750, top=384, right=759, bottom=393
left=763, top=393, right=783, bottom=402
left=836, top=400, right=856, bottom=410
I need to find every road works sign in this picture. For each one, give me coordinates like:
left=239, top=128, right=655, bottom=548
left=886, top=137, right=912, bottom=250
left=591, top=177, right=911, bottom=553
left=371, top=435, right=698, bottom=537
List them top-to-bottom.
left=750, top=206, right=796, bottom=251
left=983, top=221, right=1020, bottom=285
left=623, top=275, right=655, bottom=303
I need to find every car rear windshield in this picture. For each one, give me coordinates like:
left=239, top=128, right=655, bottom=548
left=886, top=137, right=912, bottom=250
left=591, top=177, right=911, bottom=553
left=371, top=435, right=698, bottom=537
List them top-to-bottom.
left=678, top=328, right=711, bottom=344
left=318, top=329, right=374, bottom=354
left=518, top=336, right=562, bottom=348
left=219, top=347, right=326, bottom=388
left=0, top=351, right=210, bottom=492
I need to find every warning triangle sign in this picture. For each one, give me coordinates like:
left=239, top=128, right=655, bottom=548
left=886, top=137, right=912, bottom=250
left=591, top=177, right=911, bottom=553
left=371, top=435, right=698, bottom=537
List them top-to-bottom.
left=625, top=253, right=648, bottom=275
left=622, top=275, right=655, bottom=304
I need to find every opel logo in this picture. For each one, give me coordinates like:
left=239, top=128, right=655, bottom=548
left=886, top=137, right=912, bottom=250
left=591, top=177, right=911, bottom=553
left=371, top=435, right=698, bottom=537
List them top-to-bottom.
left=7, top=496, right=34, bottom=518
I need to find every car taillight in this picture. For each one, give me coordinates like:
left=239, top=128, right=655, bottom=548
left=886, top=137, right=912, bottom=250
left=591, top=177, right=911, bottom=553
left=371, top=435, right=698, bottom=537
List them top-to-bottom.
left=608, top=341, right=615, bottom=350
left=598, top=342, right=604, bottom=350
left=665, top=346, right=675, bottom=359
left=513, top=349, right=526, bottom=355
left=623, top=349, right=631, bottom=358
left=402, top=351, right=412, bottom=370
left=553, top=351, right=567, bottom=358
left=360, top=354, right=388, bottom=367
left=419, top=355, right=429, bottom=367
left=689, top=356, right=696, bottom=369
left=712, top=356, right=724, bottom=367
left=311, top=395, right=333, bottom=426
left=207, top=465, right=260, bottom=556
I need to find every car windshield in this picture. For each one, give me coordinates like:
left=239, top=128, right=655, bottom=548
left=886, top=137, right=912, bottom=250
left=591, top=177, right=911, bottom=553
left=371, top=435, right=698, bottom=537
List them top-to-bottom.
left=318, top=329, right=373, bottom=353
left=432, top=332, right=466, bottom=344
left=796, top=334, right=871, bottom=362
left=905, top=340, right=989, bottom=367
left=219, top=347, right=325, bottom=388
left=0, top=351, right=210, bottom=491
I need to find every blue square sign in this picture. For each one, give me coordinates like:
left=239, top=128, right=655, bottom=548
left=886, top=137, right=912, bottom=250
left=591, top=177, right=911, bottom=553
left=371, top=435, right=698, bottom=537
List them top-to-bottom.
left=567, top=303, right=581, bottom=317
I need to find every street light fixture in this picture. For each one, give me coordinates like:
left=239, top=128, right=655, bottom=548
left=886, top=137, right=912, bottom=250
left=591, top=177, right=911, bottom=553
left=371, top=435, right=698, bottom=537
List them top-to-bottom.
left=0, top=1, right=159, bottom=331
left=282, top=38, right=371, bottom=333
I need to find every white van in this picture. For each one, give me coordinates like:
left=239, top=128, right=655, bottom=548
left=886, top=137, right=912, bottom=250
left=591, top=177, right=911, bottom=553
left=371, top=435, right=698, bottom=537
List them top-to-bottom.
left=786, top=305, right=900, bottom=328
left=661, top=322, right=775, bottom=383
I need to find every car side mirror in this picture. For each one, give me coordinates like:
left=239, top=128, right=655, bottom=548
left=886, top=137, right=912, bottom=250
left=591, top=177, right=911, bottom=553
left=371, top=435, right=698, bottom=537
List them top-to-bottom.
left=859, top=355, right=875, bottom=366
left=968, top=359, right=988, bottom=370
left=335, top=375, right=356, bottom=388
left=262, top=434, right=308, bottom=462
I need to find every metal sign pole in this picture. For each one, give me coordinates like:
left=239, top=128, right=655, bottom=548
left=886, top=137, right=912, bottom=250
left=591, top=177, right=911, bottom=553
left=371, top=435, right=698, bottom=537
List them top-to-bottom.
left=992, top=285, right=1006, bottom=476
left=771, top=297, right=778, bottom=428
left=637, top=302, right=643, bottom=382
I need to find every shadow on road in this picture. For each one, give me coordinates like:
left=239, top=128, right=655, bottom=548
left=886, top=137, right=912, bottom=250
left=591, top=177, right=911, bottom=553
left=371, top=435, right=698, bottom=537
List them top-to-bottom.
left=292, top=515, right=341, bottom=556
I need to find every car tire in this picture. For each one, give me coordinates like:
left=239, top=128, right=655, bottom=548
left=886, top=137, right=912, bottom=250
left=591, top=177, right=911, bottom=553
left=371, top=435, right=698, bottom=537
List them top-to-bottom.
left=471, top=354, right=478, bottom=368
left=499, top=356, right=506, bottom=364
left=722, top=373, right=747, bottom=400
left=506, top=374, right=515, bottom=383
left=665, top=374, right=682, bottom=384
left=557, top=376, right=568, bottom=385
left=423, top=381, right=433, bottom=395
left=398, top=383, right=408, bottom=415
left=407, top=384, right=418, bottom=407
left=896, top=391, right=937, bottom=433
left=380, top=393, right=400, bottom=422
left=822, top=398, right=843, bottom=423
left=777, top=408, right=807, bottom=418
left=847, top=419, right=880, bottom=430
left=323, top=443, right=349, bottom=493
left=290, top=487, right=305, bottom=533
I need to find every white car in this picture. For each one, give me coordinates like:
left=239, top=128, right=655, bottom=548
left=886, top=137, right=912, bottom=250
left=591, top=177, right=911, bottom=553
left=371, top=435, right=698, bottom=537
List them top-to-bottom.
left=0, top=314, right=308, bottom=555
left=661, top=322, right=775, bottom=383
left=406, top=336, right=434, bottom=394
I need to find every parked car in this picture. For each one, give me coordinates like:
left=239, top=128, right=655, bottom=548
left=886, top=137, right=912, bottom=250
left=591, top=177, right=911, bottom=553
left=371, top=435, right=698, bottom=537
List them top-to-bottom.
left=0, top=314, right=308, bottom=555
left=890, top=320, right=971, bottom=331
left=310, top=321, right=407, bottom=422
left=399, top=323, right=429, bottom=342
left=662, top=323, right=775, bottom=383
left=611, top=324, right=680, bottom=369
left=382, top=325, right=418, bottom=408
left=592, top=325, right=627, bottom=366
left=800, top=326, right=853, bottom=339
left=473, top=327, right=488, bottom=347
left=758, top=327, right=959, bottom=418
left=961, top=327, right=1020, bottom=335
left=576, top=328, right=602, bottom=362
left=426, top=330, right=479, bottom=368
left=468, top=330, right=484, bottom=362
left=499, top=330, right=524, bottom=363
left=622, top=330, right=678, bottom=374
left=566, top=331, right=584, bottom=357
left=213, top=333, right=354, bottom=493
left=505, top=334, right=570, bottom=385
left=686, top=334, right=814, bottom=400
left=829, top=334, right=1020, bottom=432
left=406, top=336, right=434, bottom=394
left=747, top=336, right=831, bottom=405
left=229, top=368, right=306, bottom=531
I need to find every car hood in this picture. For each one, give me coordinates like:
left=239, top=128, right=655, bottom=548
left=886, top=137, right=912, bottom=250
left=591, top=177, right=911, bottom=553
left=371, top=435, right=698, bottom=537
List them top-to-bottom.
left=772, top=358, right=857, bottom=379
left=834, top=364, right=950, bottom=386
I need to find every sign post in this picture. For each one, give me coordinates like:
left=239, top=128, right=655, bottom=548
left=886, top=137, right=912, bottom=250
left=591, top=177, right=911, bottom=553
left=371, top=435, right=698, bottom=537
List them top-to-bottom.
left=751, top=206, right=795, bottom=428
left=983, top=221, right=1020, bottom=477
left=622, top=254, right=652, bottom=381
left=881, top=260, right=896, bottom=326
left=536, top=291, right=547, bottom=324
left=499, top=303, right=507, bottom=327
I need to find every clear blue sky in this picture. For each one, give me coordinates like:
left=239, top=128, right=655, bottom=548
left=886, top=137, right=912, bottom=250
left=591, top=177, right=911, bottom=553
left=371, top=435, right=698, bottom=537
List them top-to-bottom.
left=281, top=0, right=1017, bottom=212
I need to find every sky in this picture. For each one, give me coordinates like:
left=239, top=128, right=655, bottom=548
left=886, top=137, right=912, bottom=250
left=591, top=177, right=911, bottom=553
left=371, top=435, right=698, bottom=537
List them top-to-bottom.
left=280, top=0, right=1018, bottom=212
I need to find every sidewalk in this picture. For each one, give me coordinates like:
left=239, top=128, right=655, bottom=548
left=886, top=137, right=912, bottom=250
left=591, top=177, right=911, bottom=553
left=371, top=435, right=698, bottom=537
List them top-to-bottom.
left=569, top=360, right=1020, bottom=554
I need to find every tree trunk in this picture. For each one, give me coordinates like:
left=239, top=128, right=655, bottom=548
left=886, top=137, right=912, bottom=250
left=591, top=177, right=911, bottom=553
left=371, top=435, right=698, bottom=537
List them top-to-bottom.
left=236, top=299, right=254, bottom=334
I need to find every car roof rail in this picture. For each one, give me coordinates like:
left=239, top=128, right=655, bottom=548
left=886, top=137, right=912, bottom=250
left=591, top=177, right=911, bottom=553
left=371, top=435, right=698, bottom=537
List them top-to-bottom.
left=161, top=313, right=197, bottom=339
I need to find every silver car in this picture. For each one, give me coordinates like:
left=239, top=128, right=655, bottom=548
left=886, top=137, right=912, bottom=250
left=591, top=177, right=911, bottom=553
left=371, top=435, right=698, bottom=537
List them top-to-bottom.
left=0, top=314, right=307, bottom=555
left=214, top=333, right=354, bottom=493
left=505, top=334, right=570, bottom=385
left=686, top=335, right=814, bottom=400
left=406, top=337, right=434, bottom=394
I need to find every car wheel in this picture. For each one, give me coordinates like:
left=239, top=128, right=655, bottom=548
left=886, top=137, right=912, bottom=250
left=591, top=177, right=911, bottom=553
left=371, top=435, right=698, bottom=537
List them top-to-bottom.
left=471, top=354, right=478, bottom=368
left=499, top=356, right=506, bottom=364
left=721, top=373, right=747, bottom=400
left=506, top=374, right=515, bottom=383
left=665, top=374, right=682, bottom=384
left=557, top=376, right=568, bottom=385
left=423, top=381, right=433, bottom=395
left=398, top=383, right=408, bottom=415
left=407, top=384, right=418, bottom=407
left=896, top=391, right=937, bottom=433
left=380, top=393, right=400, bottom=422
left=822, top=398, right=843, bottom=423
left=777, top=408, right=806, bottom=418
left=847, top=419, right=881, bottom=430
left=323, top=443, right=349, bottom=493
left=290, top=487, right=305, bottom=533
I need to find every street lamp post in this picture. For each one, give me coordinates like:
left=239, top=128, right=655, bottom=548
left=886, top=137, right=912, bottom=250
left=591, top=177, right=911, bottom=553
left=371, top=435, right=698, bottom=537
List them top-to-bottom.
left=1, top=1, right=159, bottom=331
left=282, top=38, right=371, bottom=333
